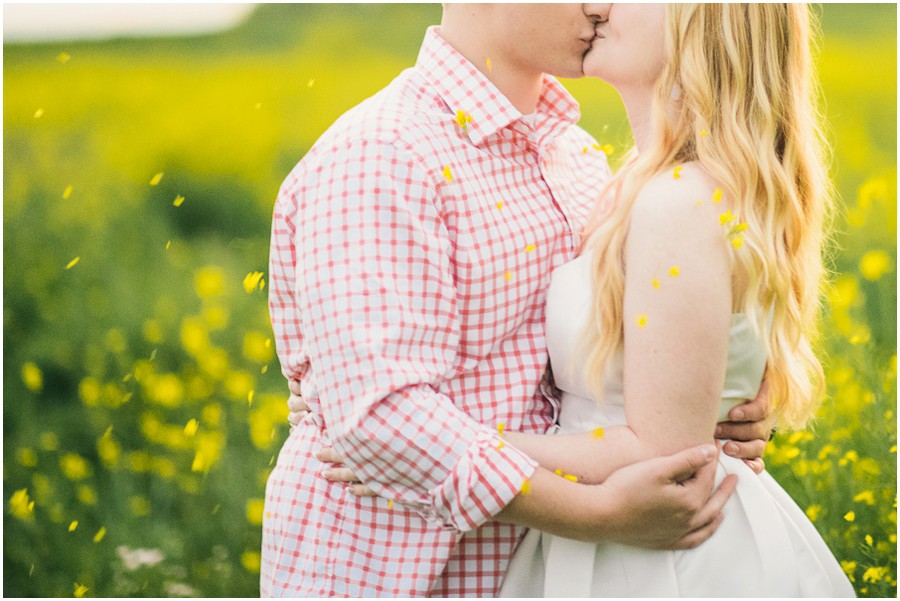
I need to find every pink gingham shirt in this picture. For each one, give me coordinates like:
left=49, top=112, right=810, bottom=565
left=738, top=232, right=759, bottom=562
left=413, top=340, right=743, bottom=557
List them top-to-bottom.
left=262, top=27, right=611, bottom=597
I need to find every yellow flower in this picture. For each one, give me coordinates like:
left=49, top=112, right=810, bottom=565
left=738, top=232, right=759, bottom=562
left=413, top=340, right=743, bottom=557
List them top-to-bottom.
left=57, top=52, right=71, bottom=63
left=442, top=165, right=453, bottom=183
left=673, top=166, right=683, bottom=179
left=149, top=172, right=164, bottom=186
left=62, top=185, right=73, bottom=199
left=712, top=188, right=723, bottom=203
left=172, top=194, right=185, bottom=207
left=730, top=236, right=744, bottom=249
left=859, top=250, right=892, bottom=281
left=66, top=257, right=80, bottom=270
left=668, top=265, right=680, bottom=277
left=194, top=266, right=225, bottom=297
left=243, top=271, right=265, bottom=293
left=635, top=314, right=648, bottom=328
left=244, top=332, right=275, bottom=363
left=21, top=362, right=43, bottom=392
left=184, top=419, right=199, bottom=437
left=17, top=448, right=37, bottom=467
left=60, top=453, right=91, bottom=480
left=77, top=485, right=97, bottom=506
left=9, top=489, right=35, bottom=520
left=853, top=490, right=876, bottom=505
left=128, top=495, right=151, bottom=516
left=246, top=498, right=265, bottom=525
left=805, top=504, right=822, bottom=522
left=843, top=510, right=855, bottom=522
left=68, top=520, right=78, bottom=532
left=93, top=526, right=107, bottom=543
left=865, top=534, right=874, bottom=546
left=241, top=550, right=261, bottom=573
left=841, top=560, right=857, bottom=582
left=862, top=566, right=888, bottom=583
left=73, top=583, right=89, bottom=598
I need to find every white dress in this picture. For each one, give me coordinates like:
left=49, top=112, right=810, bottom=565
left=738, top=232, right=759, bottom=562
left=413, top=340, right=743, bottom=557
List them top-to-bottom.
left=499, top=253, right=855, bottom=598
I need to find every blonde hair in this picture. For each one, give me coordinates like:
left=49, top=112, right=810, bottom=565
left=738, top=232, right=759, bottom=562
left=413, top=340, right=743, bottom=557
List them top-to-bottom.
left=581, top=4, right=832, bottom=430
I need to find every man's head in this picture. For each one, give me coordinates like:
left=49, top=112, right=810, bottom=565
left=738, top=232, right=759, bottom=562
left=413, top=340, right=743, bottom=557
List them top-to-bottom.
left=441, top=3, right=599, bottom=79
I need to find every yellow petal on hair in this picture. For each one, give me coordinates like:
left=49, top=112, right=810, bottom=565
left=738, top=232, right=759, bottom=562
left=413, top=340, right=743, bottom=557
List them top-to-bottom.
left=57, top=52, right=71, bottom=63
left=486, top=57, right=492, bottom=72
left=34, top=108, right=44, bottom=119
left=700, top=129, right=709, bottom=136
left=442, top=165, right=453, bottom=183
left=673, top=166, right=683, bottom=179
left=149, top=172, right=164, bottom=186
left=62, top=185, right=73, bottom=199
left=712, top=188, right=723, bottom=203
left=172, top=195, right=185, bottom=207
left=496, top=201, right=503, bottom=210
left=719, top=210, right=734, bottom=225
left=735, top=222, right=748, bottom=232
left=731, top=236, right=744, bottom=249
left=524, top=244, right=536, bottom=252
left=66, top=257, right=80, bottom=270
left=668, top=265, right=680, bottom=277
left=504, top=271, right=513, bottom=282
left=652, top=278, right=661, bottom=289
left=635, top=314, right=648, bottom=328
left=591, top=426, right=604, bottom=439
left=521, top=479, right=532, bottom=495
left=68, top=520, right=78, bottom=532
left=93, top=526, right=107, bottom=543
left=865, top=534, right=873, bottom=546
left=74, top=583, right=89, bottom=598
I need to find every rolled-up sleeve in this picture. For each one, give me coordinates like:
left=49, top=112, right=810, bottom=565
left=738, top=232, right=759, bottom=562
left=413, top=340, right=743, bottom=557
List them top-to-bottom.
left=279, top=138, right=536, bottom=532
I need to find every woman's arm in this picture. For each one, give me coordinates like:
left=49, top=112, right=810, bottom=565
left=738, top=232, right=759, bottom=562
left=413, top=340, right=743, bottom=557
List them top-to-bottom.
left=505, top=166, right=734, bottom=483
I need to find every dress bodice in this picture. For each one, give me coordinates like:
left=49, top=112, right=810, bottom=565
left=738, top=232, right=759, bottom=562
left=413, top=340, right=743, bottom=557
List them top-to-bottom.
left=545, top=252, right=769, bottom=433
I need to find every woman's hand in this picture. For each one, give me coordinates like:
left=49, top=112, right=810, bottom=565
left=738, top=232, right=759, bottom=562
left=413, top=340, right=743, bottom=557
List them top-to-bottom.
left=714, top=378, right=778, bottom=474
left=316, top=447, right=376, bottom=497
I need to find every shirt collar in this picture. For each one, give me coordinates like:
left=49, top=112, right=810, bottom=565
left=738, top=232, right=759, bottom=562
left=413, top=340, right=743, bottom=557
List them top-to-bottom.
left=415, top=26, right=581, bottom=147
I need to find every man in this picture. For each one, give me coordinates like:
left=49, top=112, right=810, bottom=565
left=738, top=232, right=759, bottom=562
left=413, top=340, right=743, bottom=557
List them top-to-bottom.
left=263, top=4, right=772, bottom=597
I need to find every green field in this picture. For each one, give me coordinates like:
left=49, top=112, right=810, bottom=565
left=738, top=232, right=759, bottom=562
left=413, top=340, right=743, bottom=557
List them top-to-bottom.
left=4, top=4, right=896, bottom=597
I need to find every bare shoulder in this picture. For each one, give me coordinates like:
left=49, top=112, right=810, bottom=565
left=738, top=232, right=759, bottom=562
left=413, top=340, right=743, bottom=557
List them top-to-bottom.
left=629, top=162, right=730, bottom=240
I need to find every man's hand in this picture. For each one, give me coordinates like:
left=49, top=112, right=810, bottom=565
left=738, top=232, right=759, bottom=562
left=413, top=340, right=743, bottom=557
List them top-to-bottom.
left=714, top=378, right=777, bottom=474
left=287, top=379, right=311, bottom=427
left=596, top=444, right=736, bottom=549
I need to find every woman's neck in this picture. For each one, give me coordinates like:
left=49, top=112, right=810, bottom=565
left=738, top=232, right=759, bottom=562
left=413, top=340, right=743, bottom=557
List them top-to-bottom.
left=618, top=87, right=655, bottom=154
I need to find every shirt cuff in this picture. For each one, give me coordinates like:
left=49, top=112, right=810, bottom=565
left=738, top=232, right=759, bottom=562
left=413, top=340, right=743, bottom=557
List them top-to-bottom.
left=417, top=428, right=538, bottom=533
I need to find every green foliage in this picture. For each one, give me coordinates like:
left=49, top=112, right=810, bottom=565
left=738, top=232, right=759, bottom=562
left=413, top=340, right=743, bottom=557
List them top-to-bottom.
left=3, top=3, right=896, bottom=597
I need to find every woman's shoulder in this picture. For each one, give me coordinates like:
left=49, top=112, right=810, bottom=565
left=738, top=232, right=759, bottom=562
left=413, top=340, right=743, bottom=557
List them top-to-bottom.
left=631, top=161, right=731, bottom=231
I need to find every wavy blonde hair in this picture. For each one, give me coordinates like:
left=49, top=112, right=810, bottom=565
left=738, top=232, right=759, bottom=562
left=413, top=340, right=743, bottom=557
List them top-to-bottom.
left=581, top=4, right=832, bottom=429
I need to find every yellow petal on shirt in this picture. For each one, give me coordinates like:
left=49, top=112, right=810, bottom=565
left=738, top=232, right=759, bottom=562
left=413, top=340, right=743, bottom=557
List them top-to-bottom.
left=601, top=144, right=614, bottom=156
left=582, top=146, right=589, bottom=154
left=442, top=165, right=453, bottom=183
left=149, top=172, right=164, bottom=186
left=62, top=185, right=73, bottom=199
left=172, top=195, right=185, bottom=207
left=496, top=201, right=503, bottom=210
left=524, top=244, right=536, bottom=252
left=66, top=257, right=80, bottom=270
left=668, top=265, right=680, bottom=277
left=504, top=271, right=513, bottom=282
left=635, top=314, right=648, bottom=328
left=184, top=419, right=199, bottom=437
left=497, top=423, right=506, bottom=437
left=387, top=499, right=394, bottom=510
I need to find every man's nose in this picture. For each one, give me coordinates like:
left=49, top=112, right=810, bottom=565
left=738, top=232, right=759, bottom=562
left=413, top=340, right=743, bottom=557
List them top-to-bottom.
left=583, top=3, right=610, bottom=23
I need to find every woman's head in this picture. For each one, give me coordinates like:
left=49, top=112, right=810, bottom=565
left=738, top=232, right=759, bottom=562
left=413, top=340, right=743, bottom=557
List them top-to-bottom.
left=582, top=4, right=832, bottom=429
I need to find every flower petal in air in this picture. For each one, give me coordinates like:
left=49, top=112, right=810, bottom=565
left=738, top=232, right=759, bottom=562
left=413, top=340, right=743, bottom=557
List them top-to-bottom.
left=149, top=172, right=164, bottom=186
left=63, top=185, right=73, bottom=199
left=173, top=195, right=185, bottom=207
left=66, top=257, right=80, bottom=270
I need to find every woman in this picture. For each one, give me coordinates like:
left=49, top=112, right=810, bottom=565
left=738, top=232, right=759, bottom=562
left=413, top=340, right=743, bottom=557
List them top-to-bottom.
left=308, top=3, right=854, bottom=596
left=495, top=3, right=853, bottom=596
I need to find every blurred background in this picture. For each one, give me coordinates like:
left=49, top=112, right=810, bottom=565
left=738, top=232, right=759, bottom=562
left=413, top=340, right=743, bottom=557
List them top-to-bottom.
left=3, top=3, right=896, bottom=597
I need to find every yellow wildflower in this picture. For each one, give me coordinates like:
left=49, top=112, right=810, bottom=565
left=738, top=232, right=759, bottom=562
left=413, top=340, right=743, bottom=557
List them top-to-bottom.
left=57, top=52, right=71, bottom=63
left=442, top=165, right=453, bottom=183
left=149, top=172, right=164, bottom=186
left=62, top=185, right=73, bottom=199
left=172, top=194, right=185, bottom=207
left=719, top=211, right=734, bottom=225
left=731, top=236, right=744, bottom=249
left=859, top=250, right=892, bottom=281
left=66, top=257, right=80, bottom=270
left=243, top=271, right=265, bottom=293
left=635, top=314, right=648, bottom=328
left=21, top=362, right=43, bottom=392
left=184, top=419, right=199, bottom=437
left=18, top=448, right=37, bottom=467
left=60, top=453, right=91, bottom=480
left=9, top=489, right=35, bottom=520
left=853, top=490, right=876, bottom=505
left=246, top=498, right=265, bottom=525
left=805, top=504, right=822, bottom=522
left=843, top=510, right=855, bottom=522
left=68, top=520, right=78, bottom=532
left=865, top=534, right=874, bottom=546
left=241, top=550, right=261, bottom=573
left=841, top=560, right=857, bottom=582
left=862, top=566, right=888, bottom=583
left=74, top=583, right=89, bottom=598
